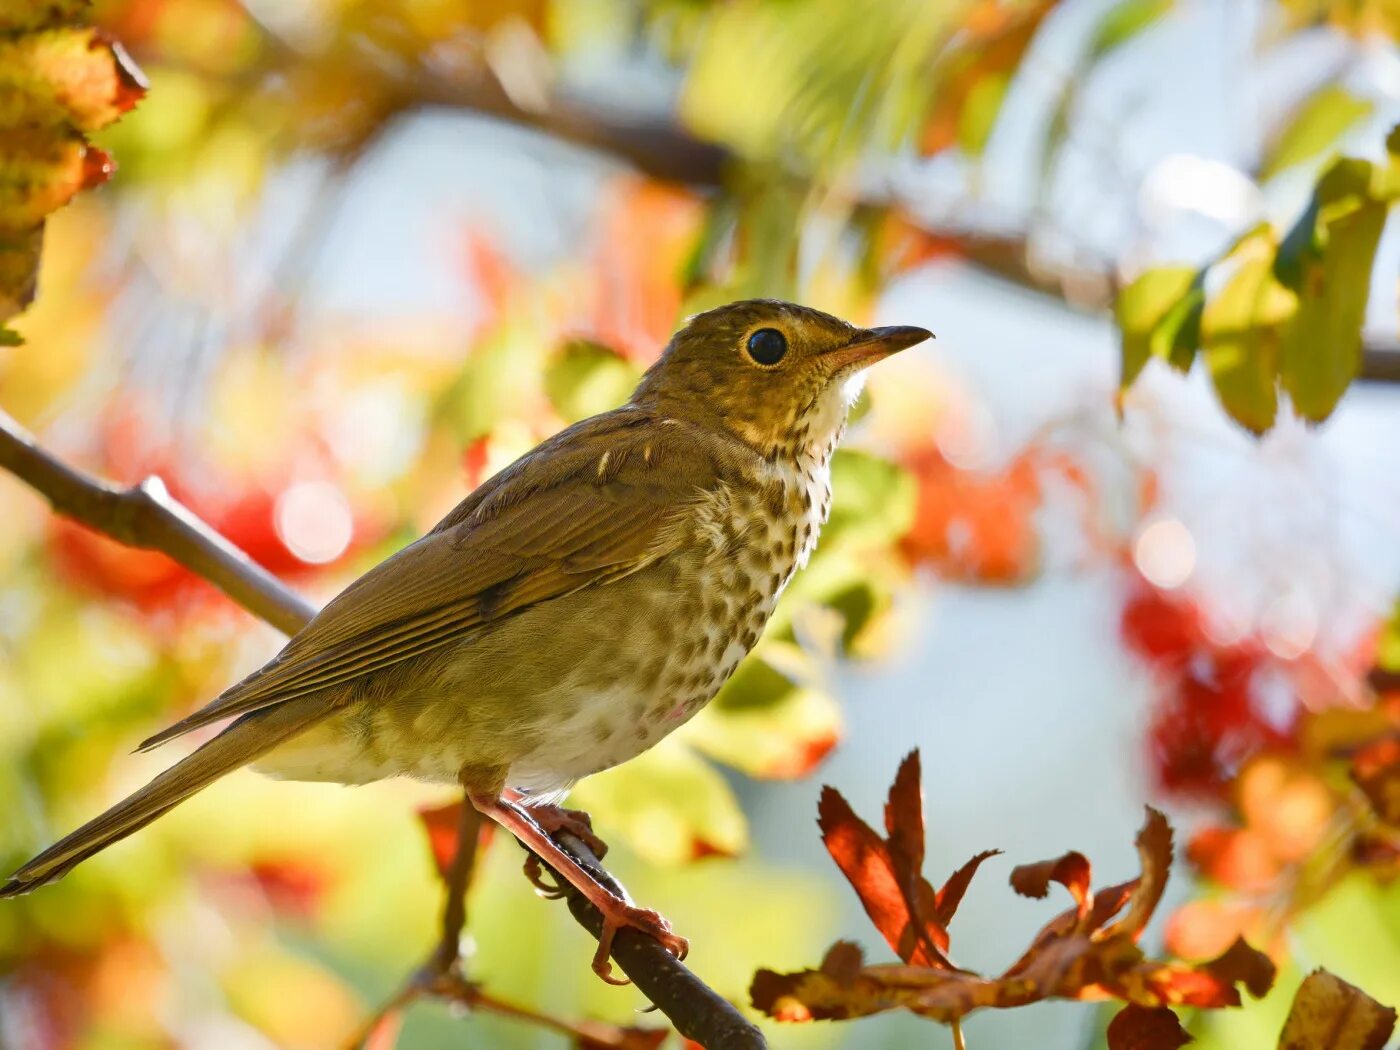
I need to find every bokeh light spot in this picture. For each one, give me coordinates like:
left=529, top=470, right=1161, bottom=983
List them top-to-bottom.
left=274, top=481, right=353, bottom=565
left=1133, top=518, right=1196, bottom=590
left=1260, top=589, right=1318, bottom=660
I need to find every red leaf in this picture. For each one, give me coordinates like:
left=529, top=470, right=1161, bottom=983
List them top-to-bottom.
left=418, top=800, right=466, bottom=879
left=416, top=801, right=494, bottom=880
left=1107, top=1004, right=1193, bottom=1049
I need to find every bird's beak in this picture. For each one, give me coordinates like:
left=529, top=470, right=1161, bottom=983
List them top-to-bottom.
left=824, top=324, right=933, bottom=370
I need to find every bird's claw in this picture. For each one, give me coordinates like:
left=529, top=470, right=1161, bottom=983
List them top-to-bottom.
left=531, top=804, right=609, bottom=860
left=522, top=853, right=567, bottom=899
left=591, top=904, right=689, bottom=984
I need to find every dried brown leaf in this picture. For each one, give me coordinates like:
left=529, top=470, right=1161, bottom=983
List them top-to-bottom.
left=1101, top=808, right=1174, bottom=941
left=1010, top=850, right=1092, bottom=919
left=1278, top=969, right=1397, bottom=1050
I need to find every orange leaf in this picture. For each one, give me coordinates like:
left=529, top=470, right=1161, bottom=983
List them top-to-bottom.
left=1237, top=757, right=1333, bottom=864
left=818, top=782, right=950, bottom=968
left=1187, top=827, right=1281, bottom=893
left=1164, top=900, right=1263, bottom=962
left=1278, top=969, right=1397, bottom=1050
left=1107, top=1004, right=1193, bottom=1049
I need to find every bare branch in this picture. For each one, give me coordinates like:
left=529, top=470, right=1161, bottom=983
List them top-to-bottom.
left=0, top=407, right=765, bottom=1048
left=0, top=408, right=316, bottom=635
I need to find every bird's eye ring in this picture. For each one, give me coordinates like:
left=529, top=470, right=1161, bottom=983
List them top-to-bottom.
left=746, top=328, right=788, bottom=366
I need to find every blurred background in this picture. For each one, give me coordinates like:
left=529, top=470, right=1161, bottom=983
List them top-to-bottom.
left=3, top=0, right=1400, bottom=1047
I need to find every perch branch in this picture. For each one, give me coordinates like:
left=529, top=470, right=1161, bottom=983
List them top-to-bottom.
left=0, top=405, right=763, bottom=1048
left=0, top=408, right=315, bottom=635
left=552, top=830, right=768, bottom=1050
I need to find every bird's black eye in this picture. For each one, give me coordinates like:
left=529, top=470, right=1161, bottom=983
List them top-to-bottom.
left=746, top=328, right=788, bottom=366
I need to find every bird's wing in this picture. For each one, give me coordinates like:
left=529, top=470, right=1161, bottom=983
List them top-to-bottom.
left=139, top=410, right=731, bottom=750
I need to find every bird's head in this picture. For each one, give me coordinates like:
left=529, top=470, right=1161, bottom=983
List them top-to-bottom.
left=631, top=299, right=931, bottom=457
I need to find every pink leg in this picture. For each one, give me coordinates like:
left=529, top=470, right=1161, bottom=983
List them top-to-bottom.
left=501, top=789, right=609, bottom=858
left=469, top=793, right=688, bottom=983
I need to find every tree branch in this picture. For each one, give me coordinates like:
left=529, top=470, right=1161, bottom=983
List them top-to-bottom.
left=401, top=62, right=1400, bottom=384
left=0, top=405, right=764, bottom=1049
left=0, top=408, right=315, bottom=635
left=553, top=831, right=768, bottom=1050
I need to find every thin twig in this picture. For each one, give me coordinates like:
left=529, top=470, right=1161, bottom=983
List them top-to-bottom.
left=0, top=410, right=765, bottom=1048
left=431, top=799, right=483, bottom=972
left=952, top=1018, right=967, bottom=1050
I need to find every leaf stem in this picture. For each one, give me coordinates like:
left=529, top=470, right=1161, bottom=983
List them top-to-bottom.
left=952, top=1019, right=967, bottom=1050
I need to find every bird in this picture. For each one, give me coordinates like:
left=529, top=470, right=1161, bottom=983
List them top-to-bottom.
left=2, top=298, right=930, bottom=980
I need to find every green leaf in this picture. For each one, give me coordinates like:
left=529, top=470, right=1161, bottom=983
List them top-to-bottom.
left=1088, top=0, right=1174, bottom=59
left=957, top=71, right=1012, bottom=157
left=1262, top=84, right=1374, bottom=180
left=1275, top=192, right=1325, bottom=290
left=1279, top=195, right=1387, bottom=422
left=1201, top=234, right=1293, bottom=434
left=1116, top=266, right=1196, bottom=386
left=1153, top=277, right=1206, bottom=373
left=0, top=324, right=22, bottom=346
left=543, top=339, right=640, bottom=423
left=825, top=449, right=915, bottom=548
left=714, top=657, right=797, bottom=712
left=688, top=667, right=841, bottom=781
left=568, top=739, right=748, bottom=865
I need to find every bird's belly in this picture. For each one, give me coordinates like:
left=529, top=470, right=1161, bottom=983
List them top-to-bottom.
left=256, top=528, right=797, bottom=795
left=504, top=572, right=776, bottom=793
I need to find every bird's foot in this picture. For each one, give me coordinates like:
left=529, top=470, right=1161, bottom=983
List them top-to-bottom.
left=528, top=803, right=609, bottom=859
left=522, top=852, right=567, bottom=899
left=591, top=900, right=689, bottom=985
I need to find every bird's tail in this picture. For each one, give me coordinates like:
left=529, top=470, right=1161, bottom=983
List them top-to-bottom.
left=1, top=696, right=328, bottom=897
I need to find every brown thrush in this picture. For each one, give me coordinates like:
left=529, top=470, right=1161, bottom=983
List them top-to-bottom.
left=2, top=299, right=930, bottom=979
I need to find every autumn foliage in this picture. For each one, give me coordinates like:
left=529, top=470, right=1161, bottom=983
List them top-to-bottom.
left=750, top=752, right=1276, bottom=1032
